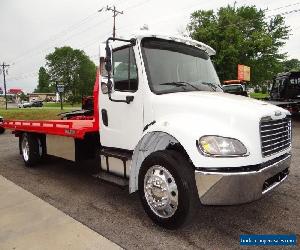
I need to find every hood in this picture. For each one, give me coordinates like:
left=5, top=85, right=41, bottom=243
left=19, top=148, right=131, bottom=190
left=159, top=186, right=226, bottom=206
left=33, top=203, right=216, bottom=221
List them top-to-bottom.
left=149, top=91, right=290, bottom=167
left=151, top=91, right=289, bottom=124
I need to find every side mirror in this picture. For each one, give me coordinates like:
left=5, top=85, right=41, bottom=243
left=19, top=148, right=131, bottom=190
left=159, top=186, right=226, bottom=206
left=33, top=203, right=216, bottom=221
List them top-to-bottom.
left=105, top=43, right=112, bottom=73
left=101, top=79, right=113, bottom=95
left=101, top=82, right=109, bottom=94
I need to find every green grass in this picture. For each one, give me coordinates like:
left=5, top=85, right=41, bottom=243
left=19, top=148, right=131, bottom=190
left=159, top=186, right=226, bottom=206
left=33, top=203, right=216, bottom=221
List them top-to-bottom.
left=250, top=92, right=269, bottom=99
left=0, top=108, right=64, bottom=120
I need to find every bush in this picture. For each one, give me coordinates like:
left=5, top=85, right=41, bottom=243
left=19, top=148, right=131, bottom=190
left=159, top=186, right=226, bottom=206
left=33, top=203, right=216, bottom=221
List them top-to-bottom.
left=261, top=86, right=268, bottom=94
left=67, top=95, right=82, bottom=106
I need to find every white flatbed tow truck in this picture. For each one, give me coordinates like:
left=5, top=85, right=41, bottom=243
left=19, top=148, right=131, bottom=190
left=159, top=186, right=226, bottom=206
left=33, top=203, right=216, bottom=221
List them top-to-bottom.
left=2, top=33, right=292, bottom=229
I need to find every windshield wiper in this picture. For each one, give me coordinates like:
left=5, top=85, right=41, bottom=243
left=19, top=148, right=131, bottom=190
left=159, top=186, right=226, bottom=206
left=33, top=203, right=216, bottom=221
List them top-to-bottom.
left=159, top=81, right=201, bottom=91
left=200, top=81, right=217, bottom=91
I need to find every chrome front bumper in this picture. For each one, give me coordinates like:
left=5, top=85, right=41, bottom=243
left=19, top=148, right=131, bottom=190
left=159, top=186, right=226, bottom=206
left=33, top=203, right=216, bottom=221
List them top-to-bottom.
left=195, top=154, right=291, bottom=205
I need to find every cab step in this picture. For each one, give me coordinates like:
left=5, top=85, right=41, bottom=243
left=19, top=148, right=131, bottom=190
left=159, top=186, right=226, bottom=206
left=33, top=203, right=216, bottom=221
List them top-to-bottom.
left=99, top=147, right=133, bottom=179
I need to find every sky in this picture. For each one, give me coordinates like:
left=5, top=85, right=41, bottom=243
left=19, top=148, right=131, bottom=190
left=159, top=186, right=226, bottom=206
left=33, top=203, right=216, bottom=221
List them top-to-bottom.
left=0, top=0, right=300, bottom=93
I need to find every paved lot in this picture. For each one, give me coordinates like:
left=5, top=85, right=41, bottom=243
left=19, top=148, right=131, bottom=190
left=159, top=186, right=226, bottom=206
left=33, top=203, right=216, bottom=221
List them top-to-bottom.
left=0, top=121, right=299, bottom=249
left=0, top=176, right=121, bottom=250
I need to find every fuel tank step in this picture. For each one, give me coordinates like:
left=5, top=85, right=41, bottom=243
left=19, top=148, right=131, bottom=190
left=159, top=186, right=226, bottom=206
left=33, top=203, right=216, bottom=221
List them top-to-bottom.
left=100, top=148, right=133, bottom=179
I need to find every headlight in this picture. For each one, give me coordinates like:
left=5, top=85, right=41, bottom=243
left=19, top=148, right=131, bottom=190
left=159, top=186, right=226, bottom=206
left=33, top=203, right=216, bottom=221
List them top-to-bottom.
left=198, top=135, right=248, bottom=157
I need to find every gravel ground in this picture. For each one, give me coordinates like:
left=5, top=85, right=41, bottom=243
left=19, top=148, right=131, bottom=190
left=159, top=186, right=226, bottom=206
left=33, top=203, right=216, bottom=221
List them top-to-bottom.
left=0, top=121, right=299, bottom=249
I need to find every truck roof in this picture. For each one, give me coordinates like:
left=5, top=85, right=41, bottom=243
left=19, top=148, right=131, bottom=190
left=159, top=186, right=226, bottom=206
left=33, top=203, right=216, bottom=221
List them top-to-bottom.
left=102, top=32, right=216, bottom=56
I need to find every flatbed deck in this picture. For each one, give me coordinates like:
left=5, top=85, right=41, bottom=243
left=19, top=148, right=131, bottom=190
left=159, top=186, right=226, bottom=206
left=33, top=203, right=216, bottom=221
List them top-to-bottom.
left=2, top=71, right=100, bottom=139
left=3, top=119, right=98, bottom=139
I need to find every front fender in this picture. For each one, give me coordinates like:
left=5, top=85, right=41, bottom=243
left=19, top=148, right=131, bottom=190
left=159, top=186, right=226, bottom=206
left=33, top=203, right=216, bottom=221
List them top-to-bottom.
left=129, top=131, right=180, bottom=193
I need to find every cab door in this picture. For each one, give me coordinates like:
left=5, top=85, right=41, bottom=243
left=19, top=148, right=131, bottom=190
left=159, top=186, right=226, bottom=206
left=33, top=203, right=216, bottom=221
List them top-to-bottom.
left=99, top=46, right=144, bottom=150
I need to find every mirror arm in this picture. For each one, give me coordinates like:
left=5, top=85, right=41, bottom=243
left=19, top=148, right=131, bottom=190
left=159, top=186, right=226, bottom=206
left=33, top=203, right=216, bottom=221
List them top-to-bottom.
left=105, top=37, right=136, bottom=104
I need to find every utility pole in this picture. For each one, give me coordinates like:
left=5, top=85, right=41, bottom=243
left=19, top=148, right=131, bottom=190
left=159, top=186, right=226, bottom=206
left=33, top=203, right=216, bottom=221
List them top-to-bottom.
left=99, top=6, right=124, bottom=38
left=0, top=62, right=10, bottom=110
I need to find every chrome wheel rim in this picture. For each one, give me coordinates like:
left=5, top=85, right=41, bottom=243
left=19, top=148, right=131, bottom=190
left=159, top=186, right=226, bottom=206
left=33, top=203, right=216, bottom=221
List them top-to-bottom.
left=21, top=136, right=29, bottom=162
left=144, top=165, right=178, bottom=218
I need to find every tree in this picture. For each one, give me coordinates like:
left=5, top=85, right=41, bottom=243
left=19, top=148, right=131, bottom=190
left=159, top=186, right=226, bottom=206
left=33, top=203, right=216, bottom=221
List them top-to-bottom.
left=187, top=5, right=290, bottom=85
left=45, top=46, right=96, bottom=104
left=283, top=59, right=300, bottom=72
left=35, top=67, right=51, bottom=93
left=20, top=92, right=28, bottom=102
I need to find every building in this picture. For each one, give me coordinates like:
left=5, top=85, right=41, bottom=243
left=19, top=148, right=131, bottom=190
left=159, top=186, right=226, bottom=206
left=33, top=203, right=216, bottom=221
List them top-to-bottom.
left=7, top=88, right=23, bottom=103
left=8, top=88, right=23, bottom=95
left=27, top=93, right=57, bottom=102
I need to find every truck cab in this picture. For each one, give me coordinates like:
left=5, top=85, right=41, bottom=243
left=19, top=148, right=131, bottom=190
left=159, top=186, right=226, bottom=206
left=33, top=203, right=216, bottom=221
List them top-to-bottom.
left=3, top=33, right=292, bottom=229
left=97, top=33, right=291, bottom=228
left=268, top=72, right=300, bottom=115
left=270, top=72, right=300, bottom=101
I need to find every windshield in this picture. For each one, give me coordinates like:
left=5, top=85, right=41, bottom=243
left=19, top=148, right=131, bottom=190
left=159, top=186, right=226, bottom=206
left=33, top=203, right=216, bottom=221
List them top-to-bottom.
left=141, top=38, right=222, bottom=94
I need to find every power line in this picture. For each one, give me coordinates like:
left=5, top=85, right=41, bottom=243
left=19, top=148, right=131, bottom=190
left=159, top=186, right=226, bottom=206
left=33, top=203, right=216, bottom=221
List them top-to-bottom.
left=7, top=0, right=146, bottom=68
left=8, top=0, right=124, bottom=65
left=123, top=0, right=151, bottom=11
left=266, top=2, right=300, bottom=12
left=266, top=8, right=300, bottom=18
left=9, top=12, right=100, bottom=65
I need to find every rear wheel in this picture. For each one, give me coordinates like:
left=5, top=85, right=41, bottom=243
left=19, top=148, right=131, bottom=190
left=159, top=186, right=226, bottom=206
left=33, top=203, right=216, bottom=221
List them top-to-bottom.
left=0, top=127, right=4, bottom=134
left=20, top=133, right=43, bottom=167
left=138, top=150, right=199, bottom=229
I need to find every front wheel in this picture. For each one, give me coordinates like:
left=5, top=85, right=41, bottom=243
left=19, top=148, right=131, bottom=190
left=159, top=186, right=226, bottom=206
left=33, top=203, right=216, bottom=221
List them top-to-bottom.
left=138, top=150, right=199, bottom=229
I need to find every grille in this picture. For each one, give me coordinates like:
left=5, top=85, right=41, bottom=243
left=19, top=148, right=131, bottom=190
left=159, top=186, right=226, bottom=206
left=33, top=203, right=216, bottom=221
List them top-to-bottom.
left=260, top=117, right=292, bottom=157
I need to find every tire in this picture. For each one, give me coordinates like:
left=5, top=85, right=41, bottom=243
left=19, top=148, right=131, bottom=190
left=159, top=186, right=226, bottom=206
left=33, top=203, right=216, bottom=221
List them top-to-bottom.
left=0, top=127, right=4, bottom=134
left=20, top=133, right=43, bottom=167
left=138, top=150, right=200, bottom=229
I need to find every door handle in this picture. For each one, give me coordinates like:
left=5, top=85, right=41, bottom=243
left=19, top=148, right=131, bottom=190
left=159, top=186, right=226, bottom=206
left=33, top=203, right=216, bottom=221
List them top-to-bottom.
left=126, top=96, right=134, bottom=104
left=101, top=109, right=108, bottom=126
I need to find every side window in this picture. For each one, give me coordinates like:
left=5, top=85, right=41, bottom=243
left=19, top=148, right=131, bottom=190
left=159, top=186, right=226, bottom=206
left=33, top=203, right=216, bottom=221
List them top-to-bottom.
left=113, top=47, right=138, bottom=92
left=290, top=77, right=300, bottom=86
left=273, top=79, right=280, bottom=89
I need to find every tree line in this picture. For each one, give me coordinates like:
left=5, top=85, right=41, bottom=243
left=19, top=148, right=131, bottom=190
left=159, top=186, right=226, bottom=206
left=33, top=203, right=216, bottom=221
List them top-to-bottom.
left=35, top=4, right=300, bottom=99
left=187, top=4, right=300, bottom=85
left=35, top=47, right=96, bottom=104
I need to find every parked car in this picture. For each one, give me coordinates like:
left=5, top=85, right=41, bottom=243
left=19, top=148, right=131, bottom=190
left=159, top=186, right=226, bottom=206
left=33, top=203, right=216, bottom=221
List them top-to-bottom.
left=222, top=84, right=248, bottom=97
left=18, top=100, right=43, bottom=108
left=18, top=101, right=32, bottom=108
left=31, top=101, right=43, bottom=107
left=0, top=116, right=4, bottom=134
